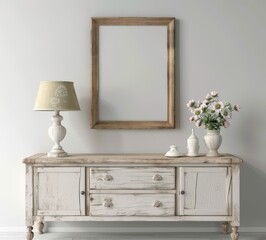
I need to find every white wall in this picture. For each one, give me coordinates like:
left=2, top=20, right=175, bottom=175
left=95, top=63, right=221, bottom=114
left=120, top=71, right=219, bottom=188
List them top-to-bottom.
left=0, top=0, right=266, bottom=232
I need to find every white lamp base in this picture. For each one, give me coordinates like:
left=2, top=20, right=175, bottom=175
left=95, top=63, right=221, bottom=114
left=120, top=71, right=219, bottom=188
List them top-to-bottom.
left=48, top=111, right=68, bottom=157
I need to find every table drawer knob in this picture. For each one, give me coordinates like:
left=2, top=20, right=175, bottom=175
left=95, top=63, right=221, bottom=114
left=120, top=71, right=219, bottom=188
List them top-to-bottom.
left=153, top=174, right=163, bottom=181
left=103, top=175, right=113, bottom=181
left=181, top=190, right=185, bottom=195
left=103, top=199, right=113, bottom=208
left=153, top=201, right=163, bottom=207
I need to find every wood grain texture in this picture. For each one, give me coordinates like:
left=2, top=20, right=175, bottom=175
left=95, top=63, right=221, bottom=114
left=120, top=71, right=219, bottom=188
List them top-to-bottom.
left=90, top=17, right=175, bottom=129
left=90, top=17, right=99, bottom=129
left=91, top=17, right=175, bottom=26
left=91, top=121, right=175, bottom=129
left=23, top=153, right=243, bottom=164
left=24, top=153, right=242, bottom=236
left=25, top=165, right=33, bottom=226
left=231, top=165, right=240, bottom=227
left=35, top=167, right=85, bottom=216
left=179, top=167, right=232, bottom=216
left=184, top=172, right=197, bottom=210
left=89, top=190, right=176, bottom=194
left=89, top=194, right=175, bottom=216
left=33, top=215, right=233, bottom=222
left=37, top=221, right=44, bottom=234
left=222, top=222, right=229, bottom=234
left=26, top=226, right=33, bottom=240
left=231, top=226, right=239, bottom=240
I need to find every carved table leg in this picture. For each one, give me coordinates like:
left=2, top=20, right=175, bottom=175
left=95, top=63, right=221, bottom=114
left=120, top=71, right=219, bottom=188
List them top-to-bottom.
left=38, top=221, right=44, bottom=234
left=222, top=222, right=229, bottom=234
left=26, top=226, right=34, bottom=240
left=231, top=226, right=239, bottom=240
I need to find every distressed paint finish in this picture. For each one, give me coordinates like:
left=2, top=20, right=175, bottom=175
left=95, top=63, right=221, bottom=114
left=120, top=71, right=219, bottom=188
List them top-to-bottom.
left=24, top=153, right=242, bottom=240
left=23, top=154, right=243, bottom=165
left=25, top=165, right=33, bottom=226
left=231, top=165, right=240, bottom=227
left=35, top=167, right=85, bottom=216
left=90, top=167, right=175, bottom=190
left=179, top=167, right=232, bottom=216
left=89, top=194, right=175, bottom=216
left=34, top=215, right=233, bottom=222
left=37, top=221, right=44, bottom=234
left=222, top=222, right=230, bottom=234
left=26, top=226, right=33, bottom=240
left=231, top=226, right=239, bottom=240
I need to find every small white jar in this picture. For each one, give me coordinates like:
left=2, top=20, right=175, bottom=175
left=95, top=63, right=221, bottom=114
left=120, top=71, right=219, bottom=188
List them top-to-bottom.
left=165, top=145, right=181, bottom=157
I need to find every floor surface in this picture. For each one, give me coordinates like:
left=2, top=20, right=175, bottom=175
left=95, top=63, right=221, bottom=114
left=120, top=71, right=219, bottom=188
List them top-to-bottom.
left=1, top=232, right=266, bottom=240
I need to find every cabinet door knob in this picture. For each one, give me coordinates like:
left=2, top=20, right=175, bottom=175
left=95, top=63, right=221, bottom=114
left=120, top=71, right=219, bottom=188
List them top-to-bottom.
left=153, top=174, right=163, bottom=181
left=181, top=190, right=185, bottom=195
left=81, top=191, right=86, bottom=195
left=153, top=201, right=163, bottom=207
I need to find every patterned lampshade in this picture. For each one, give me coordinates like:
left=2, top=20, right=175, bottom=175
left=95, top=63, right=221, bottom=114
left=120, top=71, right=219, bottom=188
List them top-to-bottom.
left=34, top=81, right=80, bottom=111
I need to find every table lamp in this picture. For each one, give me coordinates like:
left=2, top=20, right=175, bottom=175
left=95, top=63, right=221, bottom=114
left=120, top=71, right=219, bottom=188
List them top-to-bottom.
left=34, top=81, right=80, bottom=157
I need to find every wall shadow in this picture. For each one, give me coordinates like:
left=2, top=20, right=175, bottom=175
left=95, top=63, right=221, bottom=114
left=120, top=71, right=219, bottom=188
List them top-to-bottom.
left=175, top=18, right=180, bottom=129
left=240, top=161, right=266, bottom=226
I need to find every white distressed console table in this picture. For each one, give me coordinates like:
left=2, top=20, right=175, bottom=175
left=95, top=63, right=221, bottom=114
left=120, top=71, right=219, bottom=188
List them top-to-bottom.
left=23, top=154, right=242, bottom=240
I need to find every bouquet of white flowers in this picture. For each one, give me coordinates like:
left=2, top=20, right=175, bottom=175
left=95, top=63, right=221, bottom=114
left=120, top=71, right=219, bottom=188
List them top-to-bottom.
left=187, top=91, right=240, bottom=130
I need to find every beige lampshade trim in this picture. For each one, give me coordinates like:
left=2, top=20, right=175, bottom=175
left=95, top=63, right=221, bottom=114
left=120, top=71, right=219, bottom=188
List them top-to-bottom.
left=34, top=81, right=80, bottom=111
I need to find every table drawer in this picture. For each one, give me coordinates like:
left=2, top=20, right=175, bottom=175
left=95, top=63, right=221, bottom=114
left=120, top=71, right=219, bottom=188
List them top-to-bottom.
left=90, top=167, right=175, bottom=190
left=89, top=194, right=175, bottom=216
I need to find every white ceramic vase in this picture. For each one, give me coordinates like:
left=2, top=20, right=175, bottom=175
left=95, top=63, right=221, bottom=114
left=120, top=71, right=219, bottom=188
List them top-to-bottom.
left=187, top=129, right=199, bottom=156
left=204, top=130, right=222, bottom=157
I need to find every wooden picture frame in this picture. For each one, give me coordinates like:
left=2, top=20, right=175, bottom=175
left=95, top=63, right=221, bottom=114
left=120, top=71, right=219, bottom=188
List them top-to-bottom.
left=91, top=17, right=175, bottom=129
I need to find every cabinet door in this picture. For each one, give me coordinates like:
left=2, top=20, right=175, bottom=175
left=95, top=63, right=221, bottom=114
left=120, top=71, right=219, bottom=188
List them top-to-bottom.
left=35, top=167, right=85, bottom=216
left=179, top=167, right=232, bottom=216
